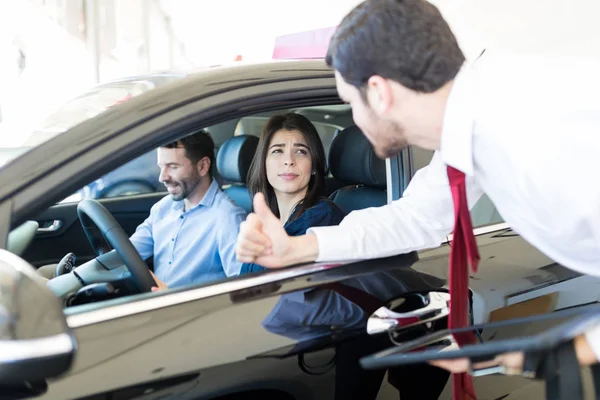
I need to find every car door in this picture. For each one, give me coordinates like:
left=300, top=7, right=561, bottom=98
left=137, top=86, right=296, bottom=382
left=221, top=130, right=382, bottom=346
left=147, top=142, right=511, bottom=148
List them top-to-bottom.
left=36, top=253, right=446, bottom=400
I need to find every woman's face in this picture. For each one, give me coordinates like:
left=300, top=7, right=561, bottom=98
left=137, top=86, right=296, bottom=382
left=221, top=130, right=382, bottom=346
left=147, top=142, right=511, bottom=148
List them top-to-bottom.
left=266, top=129, right=313, bottom=199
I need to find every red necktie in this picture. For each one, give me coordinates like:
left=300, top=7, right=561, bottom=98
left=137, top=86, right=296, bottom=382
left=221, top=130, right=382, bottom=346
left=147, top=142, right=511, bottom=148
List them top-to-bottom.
left=447, top=166, right=480, bottom=400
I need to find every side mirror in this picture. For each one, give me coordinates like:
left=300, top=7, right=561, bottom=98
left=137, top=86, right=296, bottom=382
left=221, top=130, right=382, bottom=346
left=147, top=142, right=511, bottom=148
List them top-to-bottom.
left=0, top=249, right=76, bottom=384
left=367, top=291, right=450, bottom=335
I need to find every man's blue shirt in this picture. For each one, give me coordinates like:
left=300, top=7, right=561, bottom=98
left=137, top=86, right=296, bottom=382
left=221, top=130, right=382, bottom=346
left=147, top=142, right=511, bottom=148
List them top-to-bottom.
left=130, top=179, right=247, bottom=287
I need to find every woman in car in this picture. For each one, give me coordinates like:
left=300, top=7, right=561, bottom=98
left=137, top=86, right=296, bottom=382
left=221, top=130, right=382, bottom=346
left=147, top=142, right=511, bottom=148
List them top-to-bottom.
left=239, top=112, right=344, bottom=274
left=240, top=113, right=406, bottom=400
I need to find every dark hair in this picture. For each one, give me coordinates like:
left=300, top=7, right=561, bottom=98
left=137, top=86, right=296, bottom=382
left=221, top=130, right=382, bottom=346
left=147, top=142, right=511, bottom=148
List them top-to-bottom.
left=326, top=0, right=465, bottom=94
left=247, top=113, right=327, bottom=222
left=162, top=130, right=215, bottom=175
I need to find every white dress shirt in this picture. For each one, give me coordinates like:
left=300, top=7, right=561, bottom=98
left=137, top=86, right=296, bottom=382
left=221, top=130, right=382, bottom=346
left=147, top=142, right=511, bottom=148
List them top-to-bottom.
left=309, top=51, right=600, bottom=355
left=311, top=151, right=483, bottom=260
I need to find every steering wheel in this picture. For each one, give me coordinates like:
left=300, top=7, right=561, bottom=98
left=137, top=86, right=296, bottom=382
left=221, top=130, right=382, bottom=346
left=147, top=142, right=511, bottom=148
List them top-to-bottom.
left=77, top=199, right=156, bottom=292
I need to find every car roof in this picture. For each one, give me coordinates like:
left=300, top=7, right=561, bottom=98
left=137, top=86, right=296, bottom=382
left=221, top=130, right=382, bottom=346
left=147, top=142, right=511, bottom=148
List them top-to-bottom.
left=94, top=59, right=332, bottom=89
left=158, top=59, right=333, bottom=94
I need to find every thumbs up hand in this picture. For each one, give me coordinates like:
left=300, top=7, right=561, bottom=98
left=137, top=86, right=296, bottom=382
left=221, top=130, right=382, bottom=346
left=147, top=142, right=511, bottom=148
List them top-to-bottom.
left=236, top=193, right=291, bottom=268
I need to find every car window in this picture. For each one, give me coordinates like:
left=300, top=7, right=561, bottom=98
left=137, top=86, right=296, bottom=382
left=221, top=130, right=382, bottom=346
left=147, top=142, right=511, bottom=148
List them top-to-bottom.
left=36, top=104, right=362, bottom=309
left=410, top=147, right=504, bottom=229
left=88, top=150, right=164, bottom=200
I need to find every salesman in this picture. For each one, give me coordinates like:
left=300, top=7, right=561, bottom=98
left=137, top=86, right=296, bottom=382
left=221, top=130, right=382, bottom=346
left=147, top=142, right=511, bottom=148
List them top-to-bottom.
left=236, top=0, right=600, bottom=377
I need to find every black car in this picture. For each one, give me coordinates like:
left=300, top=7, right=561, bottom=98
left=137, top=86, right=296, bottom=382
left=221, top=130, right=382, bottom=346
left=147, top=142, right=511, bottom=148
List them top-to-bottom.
left=1, top=60, right=597, bottom=400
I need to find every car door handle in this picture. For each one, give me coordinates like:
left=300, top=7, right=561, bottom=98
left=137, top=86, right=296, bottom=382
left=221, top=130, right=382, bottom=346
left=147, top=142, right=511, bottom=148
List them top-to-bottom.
left=37, top=220, right=64, bottom=233
left=366, top=291, right=450, bottom=335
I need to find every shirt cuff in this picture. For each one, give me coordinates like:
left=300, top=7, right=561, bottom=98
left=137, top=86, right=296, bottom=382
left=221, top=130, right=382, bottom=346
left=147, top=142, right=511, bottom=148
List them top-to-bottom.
left=307, top=225, right=346, bottom=262
left=584, top=324, right=600, bottom=362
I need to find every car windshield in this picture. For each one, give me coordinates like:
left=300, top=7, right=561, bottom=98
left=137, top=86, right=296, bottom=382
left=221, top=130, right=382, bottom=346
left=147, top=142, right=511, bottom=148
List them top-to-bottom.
left=0, top=74, right=185, bottom=168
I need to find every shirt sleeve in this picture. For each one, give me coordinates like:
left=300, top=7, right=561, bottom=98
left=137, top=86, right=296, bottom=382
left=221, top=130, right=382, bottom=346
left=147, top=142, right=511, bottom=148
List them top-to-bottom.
left=308, top=151, right=484, bottom=262
left=129, top=204, right=157, bottom=260
left=218, top=208, right=247, bottom=277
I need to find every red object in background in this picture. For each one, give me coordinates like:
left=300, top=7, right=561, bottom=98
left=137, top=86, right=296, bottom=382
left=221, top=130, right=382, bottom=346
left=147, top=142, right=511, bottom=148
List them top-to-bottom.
left=273, top=26, right=337, bottom=59
left=114, top=93, right=132, bottom=105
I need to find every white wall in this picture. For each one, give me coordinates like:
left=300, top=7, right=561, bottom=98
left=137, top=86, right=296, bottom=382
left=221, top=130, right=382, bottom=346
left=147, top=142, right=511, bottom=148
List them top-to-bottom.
left=2, top=0, right=599, bottom=144
left=159, top=0, right=363, bottom=64
left=160, top=0, right=600, bottom=67
left=433, top=0, right=600, bottom=59
left=0, top=1, right=94, bottom=142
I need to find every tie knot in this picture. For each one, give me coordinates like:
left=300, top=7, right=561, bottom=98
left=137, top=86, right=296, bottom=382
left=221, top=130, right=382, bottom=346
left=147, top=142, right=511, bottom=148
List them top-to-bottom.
left=447, top=166, right=466, bottom=186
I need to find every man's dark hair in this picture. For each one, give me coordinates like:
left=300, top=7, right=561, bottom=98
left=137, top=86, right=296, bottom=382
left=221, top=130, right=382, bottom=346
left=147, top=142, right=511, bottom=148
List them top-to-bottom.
left=326, top=0, right=465, bottom=94
left=162, top=131, right=215, bottom=175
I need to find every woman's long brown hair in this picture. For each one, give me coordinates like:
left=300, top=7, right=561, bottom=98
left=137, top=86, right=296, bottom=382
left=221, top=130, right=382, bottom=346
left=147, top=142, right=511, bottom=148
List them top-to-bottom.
left=246, top=113, right=327, bottom=222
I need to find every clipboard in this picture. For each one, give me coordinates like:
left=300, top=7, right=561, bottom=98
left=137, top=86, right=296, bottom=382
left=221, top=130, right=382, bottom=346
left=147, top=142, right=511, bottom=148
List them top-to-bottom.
left=360, top=303, right=600, bottom=370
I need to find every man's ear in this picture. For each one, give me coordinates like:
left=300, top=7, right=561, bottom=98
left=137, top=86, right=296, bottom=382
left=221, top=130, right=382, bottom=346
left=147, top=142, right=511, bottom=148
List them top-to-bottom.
left=366, top=75, right=393, bottom=117
left=197, top=156, right=211, bottom=177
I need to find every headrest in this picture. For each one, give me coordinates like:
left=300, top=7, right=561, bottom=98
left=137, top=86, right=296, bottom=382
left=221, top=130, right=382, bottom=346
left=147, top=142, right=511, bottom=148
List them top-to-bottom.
left=328, top=126, right=386, bottom=188
left=216, top=135, right=259, bottom=183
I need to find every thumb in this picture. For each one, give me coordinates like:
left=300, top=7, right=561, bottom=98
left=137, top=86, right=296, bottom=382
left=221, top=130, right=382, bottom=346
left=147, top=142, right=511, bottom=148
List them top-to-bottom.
left=253, top=192, right=277, bottom=222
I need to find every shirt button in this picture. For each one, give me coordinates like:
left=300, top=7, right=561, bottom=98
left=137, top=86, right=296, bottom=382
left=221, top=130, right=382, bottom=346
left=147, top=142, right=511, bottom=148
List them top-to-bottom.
left=180, top=215, right=184, bottom=219
left=171, top=238, right=175, bottom=241
left=169, top=262, right=172, bottom=265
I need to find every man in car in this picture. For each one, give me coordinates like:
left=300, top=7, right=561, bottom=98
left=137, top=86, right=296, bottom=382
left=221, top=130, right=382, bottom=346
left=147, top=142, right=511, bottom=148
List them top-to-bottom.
left=235, top=0, right=600, bottom=379
left=40, top=131, right=247, bottom=288
left=131, top=131, right=247, bottom=288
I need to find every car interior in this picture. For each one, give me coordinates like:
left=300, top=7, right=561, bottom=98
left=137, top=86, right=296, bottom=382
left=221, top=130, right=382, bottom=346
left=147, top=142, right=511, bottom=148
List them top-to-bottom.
left=6, top=102, right=503, bottom=310
left=4, top=104, right=390, bottom=308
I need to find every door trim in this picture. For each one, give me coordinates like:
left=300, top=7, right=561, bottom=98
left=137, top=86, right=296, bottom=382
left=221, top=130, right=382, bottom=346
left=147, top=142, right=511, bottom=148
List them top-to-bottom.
left=65, top=252, right=419, bottom=329
left=66, top=260, right=346, bottom=329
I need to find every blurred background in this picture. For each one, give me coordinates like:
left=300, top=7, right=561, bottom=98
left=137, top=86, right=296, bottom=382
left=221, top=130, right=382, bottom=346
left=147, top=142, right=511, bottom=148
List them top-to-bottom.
left=1, top=0, right=599, bottom=148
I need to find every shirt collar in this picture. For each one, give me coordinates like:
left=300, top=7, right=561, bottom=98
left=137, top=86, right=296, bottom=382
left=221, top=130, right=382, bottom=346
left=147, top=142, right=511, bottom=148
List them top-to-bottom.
left=440, top=62, right=476, bottom=176
left=170, top=179, right=220, bottom=212
left=199, top=179, right=219, bottom=208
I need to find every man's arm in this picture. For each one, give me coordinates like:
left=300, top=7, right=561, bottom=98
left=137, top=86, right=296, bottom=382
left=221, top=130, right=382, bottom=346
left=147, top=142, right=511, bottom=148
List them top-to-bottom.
left=308, top=151, right=483, bottom=262
left=237, top=152, right=484, bottom=267
left=129, top=206, right=156, bottom=261
left=219, top=208, right=248, bottom=277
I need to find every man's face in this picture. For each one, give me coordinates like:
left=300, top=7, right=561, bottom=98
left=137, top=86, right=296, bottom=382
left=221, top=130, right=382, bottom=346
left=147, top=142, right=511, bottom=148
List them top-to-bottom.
left=335, top=71, right=409, bottom=159
left=157, top=147, right=203, bottom=201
